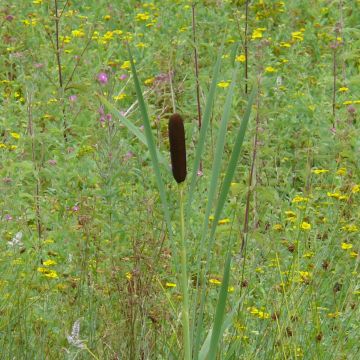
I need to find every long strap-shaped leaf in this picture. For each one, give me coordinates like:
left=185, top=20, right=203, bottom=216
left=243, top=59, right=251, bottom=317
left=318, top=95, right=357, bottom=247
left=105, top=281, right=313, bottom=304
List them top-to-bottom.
left=127, top=45, right=176, bottom=262
left=185, top=45, right=223, bottom=214
left=192, top=63, right=239, bottom=356
left=196, top=63, right=240, bottom=268
left=194, top=85, right=256, bottom=359
left=209, top=85, right=256, bottom=241
left=99, top=95, right=169, bottom=168
left=207, top=250, right=232, bottom=360
left=198, top=291, right=249, bottom=360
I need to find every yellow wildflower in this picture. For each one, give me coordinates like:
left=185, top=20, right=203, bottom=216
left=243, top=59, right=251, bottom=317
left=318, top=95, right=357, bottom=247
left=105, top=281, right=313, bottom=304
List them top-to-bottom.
left=136, top=13, right=150, bottom=21
left=103, top=15, right=111, bottom=21
left=251, top=28, right=265, bottom=40
left=72, top=29, right=85, bottom=38
left=291, top=31, right=304, bottom=41
left=136, top=42, right=148, bottom=48
left=280, top=42, right=291, bottom=48
left=235, top=54, right=246, bottom=62
left=120, top=60, right=131, bottom=70
left=265, top=66, right=277, bottom=73
left=144, top=77, right=155, bottom=86
left=217, top=81, right=230, bottom=88
left=338, top=87, right=349, bottom=92
left=113, top=93, right=126, bottom=101
left=10, top=132, right=20, bottom=140
left=311, top=168, right=328, bottom=174
left=336, top=168, right=346, bottom=176
left=352, top=184, right=360, bottom=193
left=327, top=192, right=340, bottom=199
left=292, top=195, right=308, bottom=203
left=285, top=210, right=297, bottom=221
left=218, top=218, right=230, bottom=225
left=300, top=222, right=311, bottom=230
left=273, top=224, right=283, bottom=231
left=341, top=224, right=358, bottom=232
left=341, top=243, right=353, bottom=250
left=303, top=251, right=314, bottom=259
left=43, top=259, right=57, bottom=266
left=37, top=267, right=58, bottom=279
left=209, top=278, right=221, bottom=285
left=165, top=282, right=176, bottom=288
left=327, top=311, right=341, bottom=318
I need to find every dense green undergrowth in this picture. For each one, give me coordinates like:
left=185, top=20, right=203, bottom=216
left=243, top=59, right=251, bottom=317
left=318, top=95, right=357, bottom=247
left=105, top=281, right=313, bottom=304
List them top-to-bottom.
left=0, top=0, right=359, bottom=359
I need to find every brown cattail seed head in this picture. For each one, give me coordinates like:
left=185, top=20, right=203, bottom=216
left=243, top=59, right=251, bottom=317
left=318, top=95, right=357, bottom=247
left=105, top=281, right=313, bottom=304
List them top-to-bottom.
left=168, top=113, right=187, bottom=183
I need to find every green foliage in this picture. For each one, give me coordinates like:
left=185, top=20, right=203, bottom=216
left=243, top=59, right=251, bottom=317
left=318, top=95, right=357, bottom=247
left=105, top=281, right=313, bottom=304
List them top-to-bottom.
left=0, top=0, right=360, bottom=359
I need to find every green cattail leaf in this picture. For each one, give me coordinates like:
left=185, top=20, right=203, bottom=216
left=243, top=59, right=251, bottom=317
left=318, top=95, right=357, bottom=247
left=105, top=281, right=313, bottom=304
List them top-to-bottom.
left=186, top=44, right=223, bottom=213
left=127, top=45, right=176, bottom=262
left=192, top=62, right=239, bottom=357
left=195, top=85, right=256, bottom=359
left=210, top=85, right=256, bottom=239
left=98, top=95, right=169, bottom=169
left=169, top=114, right=187, bottom=183
left=207, top=251, right=232, bottom=360
left=198, top=294, right=246, bottom=360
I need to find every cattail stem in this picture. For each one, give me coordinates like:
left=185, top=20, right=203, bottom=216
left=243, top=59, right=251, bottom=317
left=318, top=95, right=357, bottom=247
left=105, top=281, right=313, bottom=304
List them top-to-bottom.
left=178, top=183, right=191, bottom=360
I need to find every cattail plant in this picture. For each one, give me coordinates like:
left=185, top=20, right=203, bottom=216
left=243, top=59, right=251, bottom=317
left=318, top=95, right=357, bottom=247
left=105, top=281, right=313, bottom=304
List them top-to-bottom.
left=126, top=45, right=254, bottom=359
left=168, top=113, right=190, bottom=360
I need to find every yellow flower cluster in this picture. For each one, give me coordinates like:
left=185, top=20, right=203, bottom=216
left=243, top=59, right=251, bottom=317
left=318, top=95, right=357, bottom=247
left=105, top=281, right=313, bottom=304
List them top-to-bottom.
left=247, top=306, right=270, bottom=319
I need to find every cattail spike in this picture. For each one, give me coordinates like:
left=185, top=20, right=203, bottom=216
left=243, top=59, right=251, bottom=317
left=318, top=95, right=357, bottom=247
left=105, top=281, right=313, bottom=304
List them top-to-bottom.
left=168, top=113, right=187, bottom=183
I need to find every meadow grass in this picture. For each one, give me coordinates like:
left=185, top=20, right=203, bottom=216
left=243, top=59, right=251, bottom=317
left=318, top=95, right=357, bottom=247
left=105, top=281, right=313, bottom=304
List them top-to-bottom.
left=0, top=0, right=359, bottom=359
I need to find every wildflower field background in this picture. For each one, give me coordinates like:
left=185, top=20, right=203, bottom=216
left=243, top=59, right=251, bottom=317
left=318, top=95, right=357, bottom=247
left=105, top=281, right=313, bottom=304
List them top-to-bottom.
left=0, top=0, right=359, bottom=359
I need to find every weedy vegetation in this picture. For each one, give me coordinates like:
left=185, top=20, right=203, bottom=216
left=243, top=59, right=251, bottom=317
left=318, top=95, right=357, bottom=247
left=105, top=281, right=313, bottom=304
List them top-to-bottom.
left=0, top=0, right=359, bottom=359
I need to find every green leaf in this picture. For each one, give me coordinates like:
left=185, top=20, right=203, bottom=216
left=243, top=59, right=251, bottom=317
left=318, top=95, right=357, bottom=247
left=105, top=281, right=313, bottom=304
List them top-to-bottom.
left=186, top=44, right=223, bottom=214
left=127, top=45, right=176, bottom=261
left=192, top=63, right=239, bottom=356
left=195, top=85, right=256, bottom=359
left=99, top=95, right=169, bottom=169
left=207, top=251, right=231, bottom=360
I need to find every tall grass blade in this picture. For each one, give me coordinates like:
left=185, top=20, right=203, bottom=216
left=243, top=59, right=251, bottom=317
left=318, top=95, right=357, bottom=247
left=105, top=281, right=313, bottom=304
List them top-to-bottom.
left=185, top=44, right=223, bottom=213
left=127, top=45, right=176, bottom=260
left=192, top=63, right=239, bottom=356
left=195, top=85, right=256, bottom=358
left=209, top=85, right=256, bottom=240
left=99, top=95, right=169, bottom=169
left=207, top=251, right=232, bottom=360
left=198, top=294, right=247, bottom=360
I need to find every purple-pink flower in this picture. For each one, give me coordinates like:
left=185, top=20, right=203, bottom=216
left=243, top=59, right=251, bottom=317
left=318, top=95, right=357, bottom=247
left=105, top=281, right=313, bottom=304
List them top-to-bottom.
left=97, top=72, right=108, bottom=85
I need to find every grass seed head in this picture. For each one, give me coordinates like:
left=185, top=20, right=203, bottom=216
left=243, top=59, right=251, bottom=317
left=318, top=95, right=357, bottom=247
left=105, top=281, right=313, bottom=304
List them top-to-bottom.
left=168, top=113, right=187, bottom=183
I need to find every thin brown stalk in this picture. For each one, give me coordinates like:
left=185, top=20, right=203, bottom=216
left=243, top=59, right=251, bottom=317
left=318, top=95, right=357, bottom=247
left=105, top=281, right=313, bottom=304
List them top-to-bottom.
left=54, top=0, right=68, bottom=141
left=244, top=0, right=249, bottom=94
left=192, top=3, right=202, bottom=172
left=64, top=27, right=96, bottom=90
left=332, top=46, right=337, bottom=123
left=240, top=80, right=260, bottom=256
left=26, top=92, right=42, bottom=244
